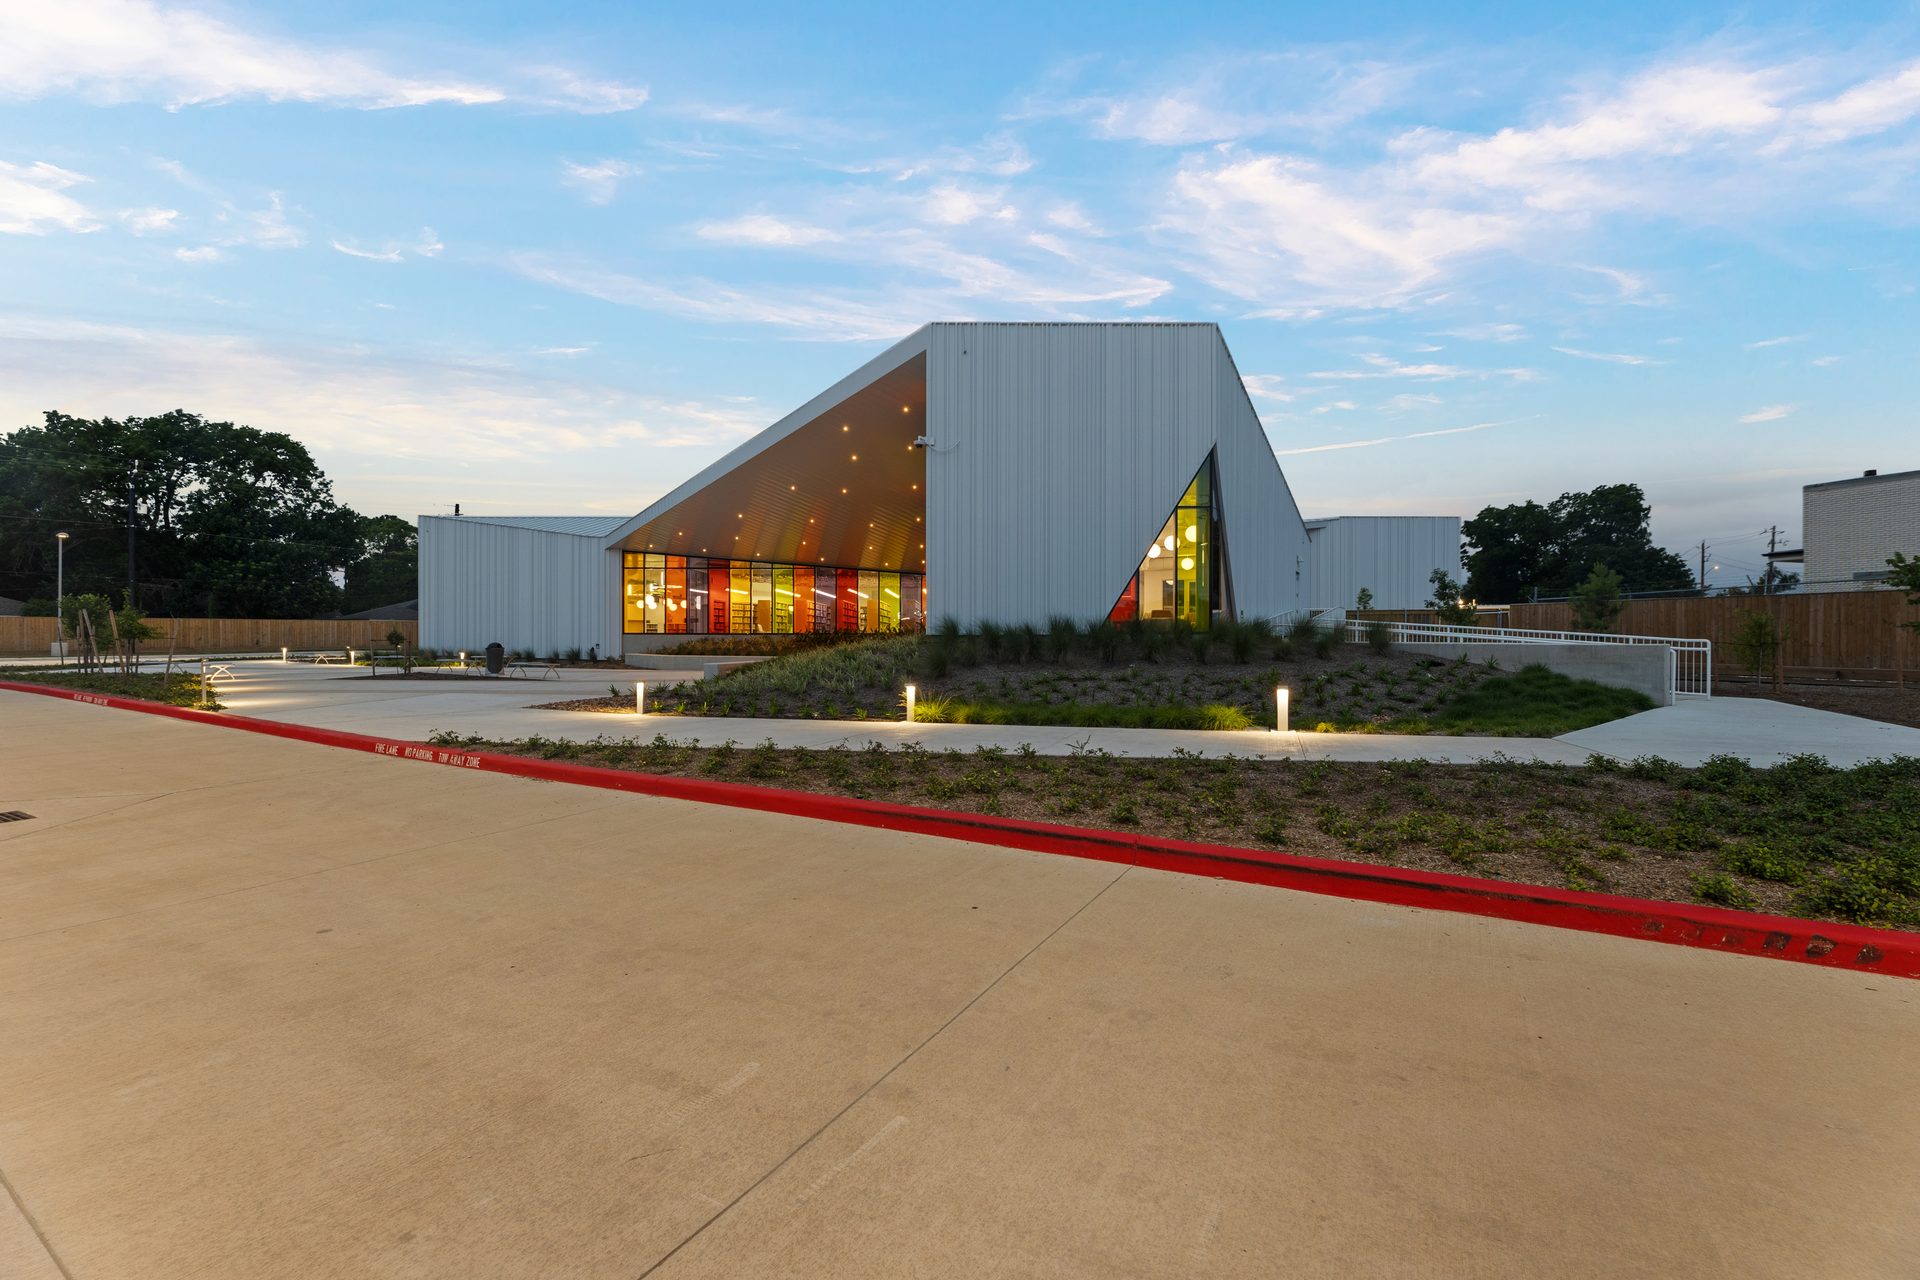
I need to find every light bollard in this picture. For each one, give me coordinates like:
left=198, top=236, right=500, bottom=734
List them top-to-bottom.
left=280, top=645, right=288, bottom=663
left=348, top=646, right=356, bottom=666
left=199, top=658, right=209, bottom=706
left=635, top=681, right=646, bottom=715
left=904, top=683, right=916, bottom=723
left=1276, top=686, right=1290, bottom=733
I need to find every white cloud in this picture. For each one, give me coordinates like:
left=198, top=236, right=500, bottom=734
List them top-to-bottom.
left=0, top=0, right=642, bottom=112
left=1156, top=50, right=1920, bottom=313
left=1785, top=59, right=1920, bottom=145
left=1098, top=93, right=1253, bottom=145
left=889, top=134, right=1034, bottom=181
left=1162, top=151, right=1517, bottom=307
left=562, top=159, right=642, bottom=205
left=0, top=160, right=98, bottom=234
left=921, top=184, right=1015, bottom=225
left=214, top=192, right=301, bottom=249
left=1044, top=202, right=1101, bottom=234
left=118, top=206, right=178, bottom=234
left=695, top=214, right=841, bottom=247
left=329, top=226, right=442, bottom=262
left=173, top=245, right=223, bottom=262
left=0, top=316, right=767, bottom=478
left=1445, top=322, right=1528, bottom=342
left=1743, top=334, right=1805, bottom=349
left=1552, top=345, right=1662, bottom=365
left=533, top=346, right=591, bottom=357
left=1310, top=352, right=1536, bottom=381
left=1810, top=354, right=1843, bottom=367
left=1241, top=374, right=1292, bottom=402
left=1386, top=392, right=1443, bottom=410
left=1310, top=400, right=1358, bottom=414
left=1738, top=403, right=1795, bottom=423
left=1275, top=420, right=1503, bottom=455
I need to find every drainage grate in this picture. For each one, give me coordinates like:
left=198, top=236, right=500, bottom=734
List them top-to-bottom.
left=0, top=811, right=33, bottom=823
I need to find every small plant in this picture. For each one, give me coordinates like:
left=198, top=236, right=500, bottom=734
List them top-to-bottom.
left=1569, top=564, right=1625, bottom=634
left=1425, top=569, right=1480, bottom=627
left=1728, top=609, right=1788, bottom=690
left=1365, top=621, right=1392, bottom=654
left=1691, top=872, right=1757, bottom=910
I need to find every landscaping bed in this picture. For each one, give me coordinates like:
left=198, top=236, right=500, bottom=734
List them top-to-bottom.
left=540, top=633, right=1652, bottom=736
left=0, top=668, right=220, bottom=709
left=1719, top=679, right=1920, bottom=730
left=427, top=731, right=1920, bottom=933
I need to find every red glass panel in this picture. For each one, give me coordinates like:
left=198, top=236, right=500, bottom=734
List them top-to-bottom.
left=665, top=561, right=687, bottom=633
left=709, top=562, right=730, bottom=634
left=836, top=568, right=860, bottom=632
left=1108, top=576, right=1139, bottom=623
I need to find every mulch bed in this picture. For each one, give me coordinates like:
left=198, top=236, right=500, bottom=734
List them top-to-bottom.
left=1718, top=680, right=1920, bottom=730
left=432, top=733, right=1920, bottom=934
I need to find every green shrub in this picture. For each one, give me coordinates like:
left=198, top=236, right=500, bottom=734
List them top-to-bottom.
left=1692, top=872, right=1757, bottom=910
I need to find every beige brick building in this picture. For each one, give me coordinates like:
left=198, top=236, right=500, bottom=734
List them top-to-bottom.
left=1794, top=468, right=1920, bottom=591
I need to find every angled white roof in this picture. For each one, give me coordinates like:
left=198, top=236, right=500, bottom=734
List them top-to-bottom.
left=432, top=515, right=628, bottom=537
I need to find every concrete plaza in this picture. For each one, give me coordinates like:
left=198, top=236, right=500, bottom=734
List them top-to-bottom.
left=2, top=689, right=1917, bottom=1277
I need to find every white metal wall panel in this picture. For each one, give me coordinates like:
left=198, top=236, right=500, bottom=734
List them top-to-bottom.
left=924, top=322, right=1313, bottom=626
left=1304, top=516, right=1462, bottom=611
left=418, top=517, right=621, bottom=657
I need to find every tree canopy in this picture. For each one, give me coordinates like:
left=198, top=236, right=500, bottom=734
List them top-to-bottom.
left=0, top=410, right=415, bottom=618
left=1461, top=483, right=1694, bottom=602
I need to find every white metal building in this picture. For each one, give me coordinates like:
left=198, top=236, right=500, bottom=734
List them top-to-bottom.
left=420, top=322, right=1456, bottom=656
left=1303, top=516, right=1463, bottom=612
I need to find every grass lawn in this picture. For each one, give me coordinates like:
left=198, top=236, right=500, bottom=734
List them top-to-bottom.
left=546, top=631, right=1650, bottom=737
left=0, top=668, right=221, bottom=709
left=429, top=731, right=1920, bottom=933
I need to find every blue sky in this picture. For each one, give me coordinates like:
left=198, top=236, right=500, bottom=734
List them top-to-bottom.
left=3, top=1, right=1917, bottom=588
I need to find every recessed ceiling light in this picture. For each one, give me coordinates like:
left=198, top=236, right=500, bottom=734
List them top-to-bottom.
left=841, top=424, right=849, bottom=432
left=841, top=487, right=848, bottom=494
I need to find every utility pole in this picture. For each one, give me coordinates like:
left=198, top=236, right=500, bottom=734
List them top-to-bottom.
left=125, top=463, right=137, bottom=607
left=1764, top=525, right=1780, bottom=595
left=1696, top=541, right=1710, bottom=595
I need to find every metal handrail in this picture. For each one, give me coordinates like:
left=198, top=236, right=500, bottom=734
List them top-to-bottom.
left=1343, top=618, right=1713, bottom=698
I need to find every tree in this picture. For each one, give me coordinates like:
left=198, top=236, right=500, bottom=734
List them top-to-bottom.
left=0, top=410, right=368, bottom=616
left=1462, top=483, right=1694, bottom=601
left=341, top=515, right=418, bottom=614
left=1889, top=552, right=1920, bottom=636
left=1569, top=564, right=1624, bottom=633
left=1425, top=568, right=1480, bottom=626
left=1354, top=586, right=1373, bottom=613
left=1729, top=610, right=1787, bottom=691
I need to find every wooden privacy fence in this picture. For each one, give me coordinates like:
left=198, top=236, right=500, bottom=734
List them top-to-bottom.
left=1507, top=594, right=1917, bottom=681
left=0, top=616, right=417, bottom=657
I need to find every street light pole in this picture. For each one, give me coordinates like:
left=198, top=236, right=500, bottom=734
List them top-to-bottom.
left=55, top=531, right=69, bottom=664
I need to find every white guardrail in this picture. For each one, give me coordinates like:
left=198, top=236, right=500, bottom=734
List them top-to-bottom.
left=1342, top=618, right=1713, bottom=699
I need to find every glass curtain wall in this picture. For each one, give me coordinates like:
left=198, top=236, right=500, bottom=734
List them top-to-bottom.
left=1106, top=457, right=1220, bottom=629
left=625, top=553, right=925, bottom=636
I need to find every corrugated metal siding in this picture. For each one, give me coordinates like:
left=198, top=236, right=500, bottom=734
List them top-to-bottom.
left=925, top=322, right=1313, bottom=626
left=418, top=516, right=620, bottom=656
left=1305, top=516, right=1462, bottom=611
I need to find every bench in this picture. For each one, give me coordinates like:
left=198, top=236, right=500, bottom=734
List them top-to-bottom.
left=504, top=659, right=560, bottom=680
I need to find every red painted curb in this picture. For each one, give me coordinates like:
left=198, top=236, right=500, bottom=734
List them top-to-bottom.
left=6, top=678, right=1917, bottom=979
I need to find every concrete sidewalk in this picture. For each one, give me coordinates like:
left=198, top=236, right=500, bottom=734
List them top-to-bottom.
left=25, top=658, right=1915, bottom=766
left=3, top=689, right=1916, bottom=1278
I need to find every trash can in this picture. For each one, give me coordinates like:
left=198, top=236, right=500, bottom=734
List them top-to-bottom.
left=484, top=642, right=505, bottom=675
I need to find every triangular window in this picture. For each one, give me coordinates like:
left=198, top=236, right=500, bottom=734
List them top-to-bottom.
left=1106, top=454, right=1222, bottom=629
